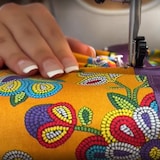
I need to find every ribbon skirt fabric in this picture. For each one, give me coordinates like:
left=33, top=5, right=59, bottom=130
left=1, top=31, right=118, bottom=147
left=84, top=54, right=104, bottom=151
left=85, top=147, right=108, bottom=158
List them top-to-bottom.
left=0, top=50, right=160, bottom=160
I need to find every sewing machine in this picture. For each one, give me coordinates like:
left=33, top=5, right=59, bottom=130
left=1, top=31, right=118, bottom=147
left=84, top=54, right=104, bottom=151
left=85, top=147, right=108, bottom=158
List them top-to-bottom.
left=95, top=0, right=148, bottom=67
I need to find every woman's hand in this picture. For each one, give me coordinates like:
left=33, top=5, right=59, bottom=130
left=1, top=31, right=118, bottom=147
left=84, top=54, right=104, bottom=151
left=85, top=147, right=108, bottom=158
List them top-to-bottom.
left=0, top=3, right=95, bottom=78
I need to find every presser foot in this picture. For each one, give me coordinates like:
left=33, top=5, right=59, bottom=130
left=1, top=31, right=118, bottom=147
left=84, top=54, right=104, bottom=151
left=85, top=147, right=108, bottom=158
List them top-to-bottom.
left=131, top=36, right=148, bottom=68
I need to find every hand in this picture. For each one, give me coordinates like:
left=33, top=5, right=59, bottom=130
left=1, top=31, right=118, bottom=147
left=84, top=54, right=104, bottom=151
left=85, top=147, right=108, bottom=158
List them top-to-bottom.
left=0, top=3, right=95, bottom=78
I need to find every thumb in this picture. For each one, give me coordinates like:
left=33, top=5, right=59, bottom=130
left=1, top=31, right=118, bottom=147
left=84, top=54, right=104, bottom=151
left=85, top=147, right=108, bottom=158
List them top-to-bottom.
left=67, top=37, right=96, bottom=57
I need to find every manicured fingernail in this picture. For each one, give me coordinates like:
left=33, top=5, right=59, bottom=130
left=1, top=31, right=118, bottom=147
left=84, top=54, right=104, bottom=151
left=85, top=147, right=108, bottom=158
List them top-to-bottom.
left=89, top=46, right=96, bottom=57
left=43, top=59, right=64, bottom=78
left=18, top=60, right=38, bottom=74
left=23, top=65, right=38, bottom=73
left=65, top=66, right=79, bottom=73
left=47, top=69, right=64, bottom=78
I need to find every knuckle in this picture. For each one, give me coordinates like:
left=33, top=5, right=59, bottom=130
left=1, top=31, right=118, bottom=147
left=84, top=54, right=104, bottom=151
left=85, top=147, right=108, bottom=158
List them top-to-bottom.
left=0, top=3, right=20, bottom=13
left=0, top=3, right=22, bottom=20
left=27, top=3, right=47, bottom=14
left=32, top=3, right=45, bottom=9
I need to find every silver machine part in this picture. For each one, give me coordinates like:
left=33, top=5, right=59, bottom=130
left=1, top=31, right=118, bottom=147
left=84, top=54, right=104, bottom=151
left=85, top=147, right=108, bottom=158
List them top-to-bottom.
left=112, top=0, right=142, bottom=66
left=129, top=0, right=142, bottom=66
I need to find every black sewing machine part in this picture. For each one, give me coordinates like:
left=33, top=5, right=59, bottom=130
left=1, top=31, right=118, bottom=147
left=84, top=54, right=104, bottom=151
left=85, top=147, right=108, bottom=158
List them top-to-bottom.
left=94, top=0, right=148, bottom=68
left=95, top=0, right=105, bottom=3
left=133, top=36, right=148, bottom=67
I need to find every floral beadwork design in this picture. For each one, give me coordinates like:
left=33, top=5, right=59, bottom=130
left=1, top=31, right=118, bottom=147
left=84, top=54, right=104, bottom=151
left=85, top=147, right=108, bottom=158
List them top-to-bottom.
left=77, top=72, right=121, bottom=86
left=23, top=73, right=160, bottom=160
left=76, top=74, right=159, bottom=160
left=0, top=75, right=62, bottom=106
left=0, top=76, right=27, bottom=96
left=24, top=79, right=62, bottom=98
left=140, top=92, right=158, bottom=112
left=24, top=93, right=160, bottom=160
left=76, top=99, right=160, bottom=160
left=25, top=102, right=77, bottom=148
left=25, top=102, right=101, bottom=149
left=78, top=107, right=93, bottom=125
left=102, top=107, right=160, bottom=160
left=101, top=109, right=145, bottom=146
left=75, top=135, right=108, bottom=160
left=2, top=150, right=32, bottom=160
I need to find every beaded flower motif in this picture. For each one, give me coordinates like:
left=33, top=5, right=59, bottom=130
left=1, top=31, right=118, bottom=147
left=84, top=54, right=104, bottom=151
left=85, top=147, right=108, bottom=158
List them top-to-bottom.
left=77, top=72, right=121, bottom=86
left=24, top=74, right=160, bottom=160
left=0, top=75, right=62, bottom=106
left=24, top=92, right=159, bottom=160
left=76, top=93, right=160, bottom=160
left=25, top=102, right=77, bottom=148
left=2, top=150, right=32, bottom=160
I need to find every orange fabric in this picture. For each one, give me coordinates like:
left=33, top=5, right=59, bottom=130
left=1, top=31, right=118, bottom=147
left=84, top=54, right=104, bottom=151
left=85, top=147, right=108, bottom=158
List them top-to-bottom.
left=0, top=51, right=159, bottom=160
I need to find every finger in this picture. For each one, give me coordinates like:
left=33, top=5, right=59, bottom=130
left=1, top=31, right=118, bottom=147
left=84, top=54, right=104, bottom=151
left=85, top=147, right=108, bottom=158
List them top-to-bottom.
left=0, top=3, right=65, bottom=78
left=24, top=3, right=79, bottom=73
left=0, top=23, right=38, bottom=76
left=67, top=37, right=96, bottom=57
left=0, top=57, right=4, bottom=69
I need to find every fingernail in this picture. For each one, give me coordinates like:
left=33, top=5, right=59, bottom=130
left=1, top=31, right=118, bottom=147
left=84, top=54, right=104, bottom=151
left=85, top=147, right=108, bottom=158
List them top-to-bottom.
left=89, top=46, right=96, bottom=57
left=61, top=57, right=79, bottom=73
left=43, top=59, right=64, bottom=78
left=18, top=60, right=38, bottom=74
left=65, top=66, right=79, bottom=73
left=47, top=69, right=64, bottom=78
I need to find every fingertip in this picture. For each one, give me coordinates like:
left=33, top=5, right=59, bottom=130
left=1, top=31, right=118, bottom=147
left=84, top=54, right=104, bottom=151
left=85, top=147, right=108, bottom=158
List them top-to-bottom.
left=67, top=37, right=96, bottom=58
left=88, top=46, right=96, bottom=57
left=61, top=55, right=79, bottom=73
left=40, top=59, right=64, bottom=78
left=17, top=60, right=38, bottom=74
left=22, top=64, right=38, bottom=74
left=65, top=65, right=79, bottom=73
left=46, top=69, right=64, bottom=78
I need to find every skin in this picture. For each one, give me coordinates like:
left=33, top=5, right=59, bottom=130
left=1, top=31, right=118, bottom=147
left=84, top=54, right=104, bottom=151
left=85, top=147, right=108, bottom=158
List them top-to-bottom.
left=0, top=3, right=96, bottom=78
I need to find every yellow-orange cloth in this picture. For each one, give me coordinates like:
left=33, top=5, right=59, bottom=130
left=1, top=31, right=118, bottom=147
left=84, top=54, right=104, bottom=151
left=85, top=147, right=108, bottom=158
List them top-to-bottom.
left=0, top=51, right=159, bottom=160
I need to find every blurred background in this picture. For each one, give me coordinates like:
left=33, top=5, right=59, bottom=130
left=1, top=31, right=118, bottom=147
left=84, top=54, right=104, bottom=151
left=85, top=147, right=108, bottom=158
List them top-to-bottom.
left=52, top=0, right=160, bottom=50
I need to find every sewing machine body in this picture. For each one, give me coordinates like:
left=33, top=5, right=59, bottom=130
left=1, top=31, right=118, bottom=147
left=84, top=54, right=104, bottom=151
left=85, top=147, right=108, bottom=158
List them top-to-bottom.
left=95, top=0, right=148, bottom=67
